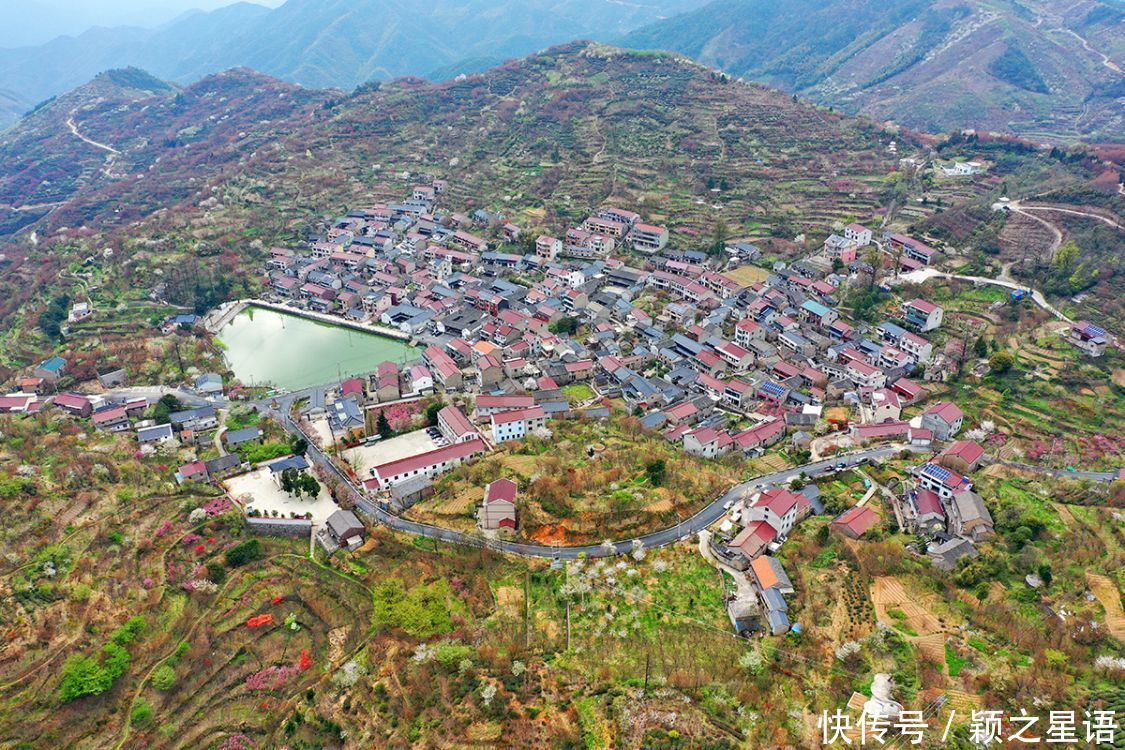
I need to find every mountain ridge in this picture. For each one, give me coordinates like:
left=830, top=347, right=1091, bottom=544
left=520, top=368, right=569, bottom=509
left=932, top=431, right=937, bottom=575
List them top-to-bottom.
left=0, top=0, right=710, bottom=130
left=621, top=0, right=1125, bottom=141
left=0, top=41, right=903, bottom=244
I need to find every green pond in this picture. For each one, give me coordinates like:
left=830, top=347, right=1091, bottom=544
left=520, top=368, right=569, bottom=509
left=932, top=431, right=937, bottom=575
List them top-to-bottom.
left=218, top=306, right=415, bottom=391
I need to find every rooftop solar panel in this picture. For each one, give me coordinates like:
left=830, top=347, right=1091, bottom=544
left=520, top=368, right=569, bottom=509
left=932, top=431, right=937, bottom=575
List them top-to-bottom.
left=922, top=463, right=951, bottom=481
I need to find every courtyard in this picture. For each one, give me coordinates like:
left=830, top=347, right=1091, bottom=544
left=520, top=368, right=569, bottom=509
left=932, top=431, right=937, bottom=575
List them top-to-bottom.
left=341, top=429, right=441, bottom=478
left=224, top=467, right=342, bottom=526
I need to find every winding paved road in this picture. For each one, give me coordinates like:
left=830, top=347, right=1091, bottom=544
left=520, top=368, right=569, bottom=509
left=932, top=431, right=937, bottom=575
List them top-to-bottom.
left=66, top=114, right=120, bottom=155
left=1010, top=201, right=1123, bottom=232
left=893, top=268, right=1073, bottom=324
left=253, top=381, right=1118, bottom=561
left=277, top=405, right=914, bottom=559
left=997, top=461, right=1118, bottom=483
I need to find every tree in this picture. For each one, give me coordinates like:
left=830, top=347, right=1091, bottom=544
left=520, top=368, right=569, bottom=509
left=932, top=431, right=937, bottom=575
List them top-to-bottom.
left=709, top=217, right=730, bottom=256
left=38, top=293, right=70, bottom=341
left=549, top=316, right=580, bottom=335
left=973, top=336, right=989, bottom=358
left=989, top=350, right=1015, bottom=374
left=152, top=394, right=183, bottom=425
left=425, top=401, right=444, bottom=426
left=376, top=410, right=393, bottom=439
left=645, top=459, right=666, bottom=487
left=280, top=468, right=296, bottom=495
left=297, top=473, right=320, bottom=499
left=206, top=561, right=227, bottom=584
left=59, top=654, right=112, bottom=701
left=152, top=664, right=177, bottom=691
left=131, top=699, right=154, bottom=725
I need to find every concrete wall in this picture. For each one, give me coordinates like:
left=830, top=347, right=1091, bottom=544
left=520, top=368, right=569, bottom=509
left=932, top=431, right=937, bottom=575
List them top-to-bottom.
left=246, top=516, right=312, bottom=538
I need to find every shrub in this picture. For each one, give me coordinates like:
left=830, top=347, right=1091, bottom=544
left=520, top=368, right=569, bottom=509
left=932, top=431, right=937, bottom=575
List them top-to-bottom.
left=225, top=539, right=263, bottom=568
left=206, top=561, right=227, bottom=584
left=111, top=616, right=147, bottom=646
left=434, top=641, right=474, bottom=669
left=59, top=655, right=113, bottom=701
left=152, top=664, right=177, bottom=691
left=131, top=699, right=154, bottom=725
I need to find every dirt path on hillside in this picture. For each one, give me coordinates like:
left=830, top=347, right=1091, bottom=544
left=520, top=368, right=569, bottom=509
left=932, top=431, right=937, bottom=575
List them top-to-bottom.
left=1051, top=27, right=1122, bottom=74
left=66, top=113, right=120, bottom=155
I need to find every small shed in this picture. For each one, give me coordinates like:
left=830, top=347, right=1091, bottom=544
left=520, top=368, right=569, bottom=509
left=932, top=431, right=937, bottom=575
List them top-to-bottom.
left=196, top=373, right=224, bottom=395
left=326, top=510, right=364, bottom=547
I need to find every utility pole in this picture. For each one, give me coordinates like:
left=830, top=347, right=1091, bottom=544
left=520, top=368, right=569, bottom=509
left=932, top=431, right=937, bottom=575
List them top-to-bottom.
left=524, top=568, right=531, bottom=651
left=566, top=599, right=571, bottom=652
left=643, top=650, right=651, bottom=698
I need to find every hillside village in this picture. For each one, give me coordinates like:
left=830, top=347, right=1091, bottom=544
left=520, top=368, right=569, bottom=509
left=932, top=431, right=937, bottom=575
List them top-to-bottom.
left=1, top=175, right=1120, bottom=642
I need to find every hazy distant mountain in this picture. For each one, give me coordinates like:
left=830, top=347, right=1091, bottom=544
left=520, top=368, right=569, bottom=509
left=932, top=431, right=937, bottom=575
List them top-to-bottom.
left=0, top=0, right=708, bottom=130
left=0, top=0, right=282, bottom=48
left=621, top=0, right=1125, bottom=141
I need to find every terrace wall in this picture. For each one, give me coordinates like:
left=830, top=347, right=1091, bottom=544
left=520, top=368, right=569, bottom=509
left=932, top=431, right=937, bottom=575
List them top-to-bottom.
left=246, top=516, right=313, bottom=538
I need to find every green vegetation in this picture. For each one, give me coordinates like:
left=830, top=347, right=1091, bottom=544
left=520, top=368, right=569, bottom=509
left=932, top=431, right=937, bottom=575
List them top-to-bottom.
left=988, top=44, right=1048, bottom=94
left=1040, top=240, right=1100, bottom=297
left=37, top=293, right=70, bottom=341
left=549, top=316, right=581, bottom=335
left=988, top=349, right=1014, bottom=374
left=562, top=383, right=596, bottom=402
left=151, top=394, right=184, bottom=425
left=224, top=406, right=262, bottom=431
left=376, top=410, right=392, bottom=439
left=406, top=416, right=740, bottom=542
left=279, top=468, right=320, bottom=498
left=224, top=538, right=263, bottom=568
left=371, top=578, right=462, bottom=638
left=59, top=616, right=146, bottom=701
left=945, top=644, right=967, bottom=678
left=152, top=664, right=177, bottom=691
left=576, top=696, right=609, bottom=750
left=130, top=698, right=154, bottom=725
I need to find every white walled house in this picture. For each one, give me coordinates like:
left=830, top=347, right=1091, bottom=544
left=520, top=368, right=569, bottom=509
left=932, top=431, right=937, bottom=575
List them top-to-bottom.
left=491, top=406, right=547, bottom=443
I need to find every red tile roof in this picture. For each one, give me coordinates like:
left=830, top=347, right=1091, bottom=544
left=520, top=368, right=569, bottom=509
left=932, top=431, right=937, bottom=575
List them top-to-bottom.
left=906, top=298, right=939, bottom=314
left=53, top=393, right=90, bottom=411
left=476, top=394, right=535, bottom=409
left=925, top=401, right=964, bottom=425
left=438, top=405, right=477, bottom=438
left=92, top=406, right=128, bottom=424
left=491, top=406, right=545, bottom=425
left=733, top=418, right=785, bottom=448
left=855, top=421, right=911, bottom=439
left=686, top=426, right=721, bottom=445
left=365, top=439, right=486, bottom=487
left=941, top=439, right=984, bottom=465
left=179, top=460, right=207, bottom=478
left=485, top=478, right=518, bottom=505
left=753, top=488, right=802, bottom=518
left=914, top=489, right=944, bottom=517
left=833, top=505, right=878, bottom=536
left=732, top=520, right=777, bottom=550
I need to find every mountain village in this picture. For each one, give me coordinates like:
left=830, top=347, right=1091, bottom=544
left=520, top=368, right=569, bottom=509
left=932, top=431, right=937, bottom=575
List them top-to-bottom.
left=4, top=175, right=1117, bottom=643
